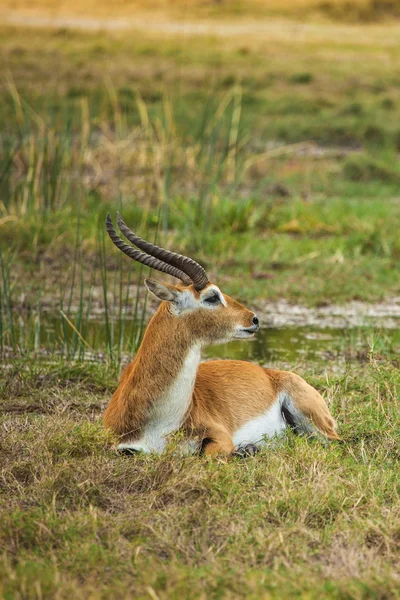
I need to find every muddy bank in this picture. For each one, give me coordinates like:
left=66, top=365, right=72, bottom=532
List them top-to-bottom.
left=16, top=281, right=400, bottom=329
left=259, top=298, right=400, bottom=329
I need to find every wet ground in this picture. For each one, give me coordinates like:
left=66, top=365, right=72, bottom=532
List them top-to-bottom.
left=259, top=298, right=400, bottom=329
left=36, top=301, right=400, bottom=366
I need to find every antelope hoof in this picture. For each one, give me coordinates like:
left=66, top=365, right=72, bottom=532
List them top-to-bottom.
left=233, top=443, right=259, bottom=458
left=118, top=448, right=139, bottom=456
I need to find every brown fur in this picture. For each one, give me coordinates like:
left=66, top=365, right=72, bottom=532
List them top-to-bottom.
left=104, top=282, right=339, bottom=454
left=103, top=303, right=193, bottom=442
left=188, top=362, right=339, bottom=454
left=278, top=371, right=339, bottom=440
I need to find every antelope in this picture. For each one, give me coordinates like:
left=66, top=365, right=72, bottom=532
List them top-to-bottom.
left=104, top=213, right=339, bottom=457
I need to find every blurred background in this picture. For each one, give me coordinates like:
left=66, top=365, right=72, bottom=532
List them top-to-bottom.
left=1, top=0, right=400, bottom=359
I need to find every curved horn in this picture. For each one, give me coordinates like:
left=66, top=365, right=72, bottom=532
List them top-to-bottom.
left=116, top=212, right=209, bottom=291
left=106, top=214, right=192, bottom=286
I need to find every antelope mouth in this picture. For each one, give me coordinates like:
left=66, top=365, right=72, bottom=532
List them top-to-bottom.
left=235, top=324, right=259, bottom=338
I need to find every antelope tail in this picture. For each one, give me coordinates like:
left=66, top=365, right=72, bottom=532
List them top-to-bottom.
left=276, top=372, right=341, bottom=441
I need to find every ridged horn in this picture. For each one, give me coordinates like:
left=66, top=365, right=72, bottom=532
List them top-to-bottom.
left=116, top=212, right=209, bottom=291
left=106, top=214, right=192, bottom=286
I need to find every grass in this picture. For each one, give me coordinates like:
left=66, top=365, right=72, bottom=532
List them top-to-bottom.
left=4, top=0, right=400, bottom=21
left=0, top=7, right=400, bottom=597
left=1, top=22, right=400, bottom=331
left=0, top=338, right=399, bottom=598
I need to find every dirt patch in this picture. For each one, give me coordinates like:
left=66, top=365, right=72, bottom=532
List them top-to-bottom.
left=13, top=286, right=400, bottom=330
left=259, top=298, right=400, bottom=328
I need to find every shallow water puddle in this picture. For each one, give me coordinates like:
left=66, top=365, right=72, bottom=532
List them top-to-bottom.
left=38, top=314, right=400, bottom=364
left=205, top=326, right=400, bottom=363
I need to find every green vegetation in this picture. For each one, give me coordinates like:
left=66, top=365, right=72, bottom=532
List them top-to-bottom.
left=1, top=9, right=400, bottom=597
left=1, top=23, right=400, bottom=336
left=1, top=338, right=400, bottom=598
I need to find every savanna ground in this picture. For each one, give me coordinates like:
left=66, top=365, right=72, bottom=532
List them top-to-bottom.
left=1, top=1, right=400, bottom=598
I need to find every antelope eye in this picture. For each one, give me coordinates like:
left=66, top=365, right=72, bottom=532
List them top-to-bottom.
left=204, top=294, right=220, bottom=305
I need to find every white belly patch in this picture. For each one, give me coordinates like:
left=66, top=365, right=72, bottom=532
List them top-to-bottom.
left=232, top=399, right=286, bottom=448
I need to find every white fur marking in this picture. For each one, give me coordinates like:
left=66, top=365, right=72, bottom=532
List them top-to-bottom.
left=171, top=284, right=226, bottom=315
left=204, top=285, right=227, bottom=307
left=171, top=289, right=198, bottom=315
left=233, top=327, right=255, bottom=339
left=118, top=345, right=201, bottom=454
left=232, top=396, right=287, bottom=447
left=118, top=441, right=152, bottom=453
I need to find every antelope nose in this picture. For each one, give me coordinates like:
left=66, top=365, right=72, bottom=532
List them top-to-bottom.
left=252, top=316, right=259, bottom=326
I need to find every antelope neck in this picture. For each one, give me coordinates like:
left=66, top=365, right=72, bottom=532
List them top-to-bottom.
left=133, top=303, right=201, bottom=401
left=123, top=304, right=202, bottom=453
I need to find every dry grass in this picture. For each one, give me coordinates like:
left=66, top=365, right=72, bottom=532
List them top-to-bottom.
left=0, top=0, right=347, bottom=17
left=2, top=0, right=400, bottom=23
left=3, top=0, right=400, bottom=22
left=1, top=352, right=400, bottom=598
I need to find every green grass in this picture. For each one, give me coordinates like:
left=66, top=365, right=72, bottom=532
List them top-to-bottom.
left=0, top=14, right=400, bottom=597
left=1, top=19, right=400, bottom=355
left=1, top=23, right=400, bottom=330
left=0, top=340, right=399, bottom=598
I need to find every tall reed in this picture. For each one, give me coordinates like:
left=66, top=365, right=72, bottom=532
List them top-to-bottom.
left=0, top=83, right=258, bottom=362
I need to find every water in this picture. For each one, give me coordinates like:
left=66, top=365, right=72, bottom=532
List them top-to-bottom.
left=36, top=314, right=400, bottom=364
left=205, top=326, right=400, bottom=364
left=205, top=327, right=344, bottom=363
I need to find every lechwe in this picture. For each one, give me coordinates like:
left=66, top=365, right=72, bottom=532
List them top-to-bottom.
left=104, top=213, right=339, bottom=457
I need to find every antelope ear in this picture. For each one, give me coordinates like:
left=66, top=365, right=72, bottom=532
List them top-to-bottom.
left=144, top=278, right=180, bottom=303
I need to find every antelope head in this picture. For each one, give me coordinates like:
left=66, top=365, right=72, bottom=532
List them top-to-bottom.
left=106, top=213, right=259, bottom=346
